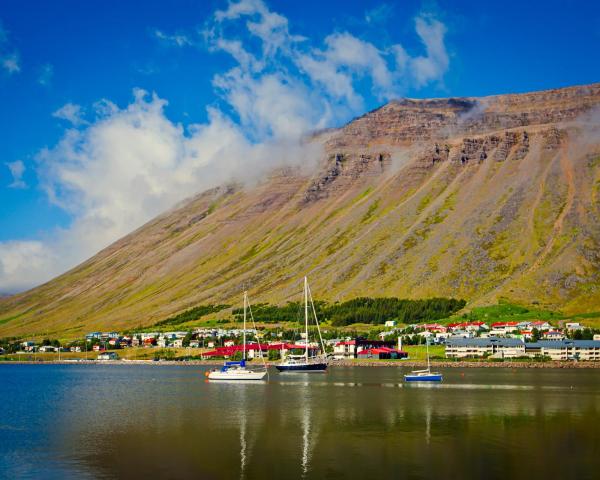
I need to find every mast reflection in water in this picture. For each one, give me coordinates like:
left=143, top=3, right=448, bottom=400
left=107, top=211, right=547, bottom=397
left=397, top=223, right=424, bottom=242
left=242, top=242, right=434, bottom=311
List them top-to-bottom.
left=2, top=364, right=600, bottom=479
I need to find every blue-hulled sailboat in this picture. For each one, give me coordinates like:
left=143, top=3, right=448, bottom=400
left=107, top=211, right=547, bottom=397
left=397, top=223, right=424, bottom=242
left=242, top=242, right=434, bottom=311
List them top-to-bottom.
left=404, top=338, right=442, bottom=382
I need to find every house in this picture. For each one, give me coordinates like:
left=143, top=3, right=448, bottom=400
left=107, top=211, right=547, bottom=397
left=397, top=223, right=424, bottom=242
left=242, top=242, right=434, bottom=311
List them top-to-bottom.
left=384, top=320, right=396, bottom=328
left=447, top=321, right=488, bottom=333
left=530, top=321, right=552, bottom=331
left=490, top=322, right=520, bottom=336
left=565, top=322, right=584, bottom=331
left=417, top=324, right=447, bottom=333
left=542, top=330, right=565, bottom=341
left=594, top=334, right=600, bottom=342
left=131, top=337, right=141, bottom=347
left=143, top=338, right=156, bottom=347
left=157, top=338, right=168, bottom=348
left=333, top=338, right=396, bottom=359
left=445, top=338, right=525, bottom=359
left=173, top=339, right=184, bottom=348
left=189, top=340, right=200, bottom=348
left=224, top=340, right=235, bottom=347
left=333, top=340, right=355, bottom=359
left=525, top=340, right=600, bottom=361
left=20, top=341, right=36, bottom=352
left=38, top=345, right=58, bottom=353
left=92, top=345, right=105, bottom=352
left=70, top=346, right=82, bottom=352
left=0, top=347, right=5, bottom=355
left=357, top=347, right=408, bottom=360
left=98, top=351, right=119, bottom=361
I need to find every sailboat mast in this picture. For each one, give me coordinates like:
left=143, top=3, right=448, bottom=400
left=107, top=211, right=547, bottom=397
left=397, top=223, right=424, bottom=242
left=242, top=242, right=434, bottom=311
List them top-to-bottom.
left=305, top=276, right=309, bottom=363
left=243, top=291, right=247, bottom=361
left=426, top=337, right=430, bottom=371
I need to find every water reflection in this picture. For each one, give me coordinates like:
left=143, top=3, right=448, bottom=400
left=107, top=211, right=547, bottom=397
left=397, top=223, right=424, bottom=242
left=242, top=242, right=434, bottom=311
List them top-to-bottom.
left=2, top=365, right=600, bottom=479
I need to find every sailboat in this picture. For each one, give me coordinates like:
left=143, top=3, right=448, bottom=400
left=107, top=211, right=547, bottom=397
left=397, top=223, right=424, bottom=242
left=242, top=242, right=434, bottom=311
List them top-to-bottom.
left=276, top=277, right=328, bottom=372
left=208, top=291, right=268, bottom=381
left=404, top=337, right=442, bottom=382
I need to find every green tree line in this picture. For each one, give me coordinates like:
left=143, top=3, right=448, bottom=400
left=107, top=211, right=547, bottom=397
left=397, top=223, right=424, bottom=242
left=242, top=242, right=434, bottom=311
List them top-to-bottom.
left=233, top=297, right=466, bottom=326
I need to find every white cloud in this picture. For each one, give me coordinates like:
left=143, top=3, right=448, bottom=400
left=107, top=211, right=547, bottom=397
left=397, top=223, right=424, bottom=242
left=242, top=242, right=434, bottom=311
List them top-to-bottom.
left=1, top=1, right=452, bottom=293
left=365, top=3, right=394, bottom=24
left=410, top=16, right=449, bottom=88
left=0, top=21, right=20, bottom=75
left=154, top=29, right=193, bottom=47
left=1, top=52, right=20, bottom=74
left=38, top=63, right=54, bottom=86
left=0, top=89, right=321, bottom=293
left=52, top=103, right=86, bottom=126
left=5, top=160, right=26, bottom=188
left=0, top=241, right=54, bottom=293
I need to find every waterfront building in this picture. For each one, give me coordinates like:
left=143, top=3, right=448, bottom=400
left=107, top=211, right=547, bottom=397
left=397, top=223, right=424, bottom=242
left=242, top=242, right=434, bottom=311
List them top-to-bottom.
left=333, top=338, right=397, bottom=359
left=445, top=338, right=525, bottom=359
left=525, top=340, right=600, bottom=361
left=38, top=346, right=58, bottom=353
left=98, top=352, right=119, bottom=361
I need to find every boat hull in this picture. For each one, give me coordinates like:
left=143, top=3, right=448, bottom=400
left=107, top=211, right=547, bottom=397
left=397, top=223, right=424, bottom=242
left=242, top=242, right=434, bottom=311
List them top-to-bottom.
left=275, top=363, right=327, bottom=372
left=208, top=370, right=267, bottom=381
left=404, top=374, right=443, bottom=382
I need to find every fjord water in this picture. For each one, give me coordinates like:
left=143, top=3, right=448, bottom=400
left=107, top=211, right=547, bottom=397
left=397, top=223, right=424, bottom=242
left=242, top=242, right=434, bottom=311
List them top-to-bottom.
left=2, top=365, right=600, bottom=479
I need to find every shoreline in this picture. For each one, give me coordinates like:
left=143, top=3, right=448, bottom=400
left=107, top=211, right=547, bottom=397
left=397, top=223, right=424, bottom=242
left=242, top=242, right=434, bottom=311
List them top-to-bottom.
left=2, top=359, right=600, bottom=369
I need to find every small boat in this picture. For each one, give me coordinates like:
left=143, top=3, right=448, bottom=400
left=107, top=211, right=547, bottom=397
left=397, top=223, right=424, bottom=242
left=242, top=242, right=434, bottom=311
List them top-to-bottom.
left=276, top=277, right=328, bottom=373
left=208, top=291, right=268, bottom=381
left=404, top=338, right=442, bottom=382
left=207, top=359, right=268, bottom=381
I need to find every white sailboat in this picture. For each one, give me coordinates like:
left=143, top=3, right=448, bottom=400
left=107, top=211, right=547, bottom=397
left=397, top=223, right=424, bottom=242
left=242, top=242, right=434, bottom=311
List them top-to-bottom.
left=276, top=277, right=328, bottom=372
left=208, top=291, right=268, bottom=381
left=404, top=337, right=442, bottom=382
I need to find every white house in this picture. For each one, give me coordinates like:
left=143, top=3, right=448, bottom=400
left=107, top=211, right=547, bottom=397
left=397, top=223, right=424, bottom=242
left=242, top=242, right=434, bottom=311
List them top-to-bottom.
left=384, top=320, right=396, bottom=328
left=39, top=345, right=58, bottom=353
left=98, top=351, right=119, bottom=361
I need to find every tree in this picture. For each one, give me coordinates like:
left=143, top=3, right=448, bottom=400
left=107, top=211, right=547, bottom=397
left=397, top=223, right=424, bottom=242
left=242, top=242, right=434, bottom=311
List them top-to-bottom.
left=182, top=332, right=193, bottom=347
left=268, top=349, right=280, bottom=361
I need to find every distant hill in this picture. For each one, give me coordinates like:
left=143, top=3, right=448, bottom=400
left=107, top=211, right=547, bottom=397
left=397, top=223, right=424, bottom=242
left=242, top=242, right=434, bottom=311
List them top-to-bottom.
left=2, top=83, right=600, bottom=338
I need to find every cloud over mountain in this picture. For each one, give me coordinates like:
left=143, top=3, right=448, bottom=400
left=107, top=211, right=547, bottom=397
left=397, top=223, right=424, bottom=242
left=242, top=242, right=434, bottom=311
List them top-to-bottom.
left=0, top=0, right=451, bottom=293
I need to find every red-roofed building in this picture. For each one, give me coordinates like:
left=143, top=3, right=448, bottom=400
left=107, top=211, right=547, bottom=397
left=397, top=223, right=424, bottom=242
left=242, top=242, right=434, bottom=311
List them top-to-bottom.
left=490, top=322, right=520, bottom=335
left=357, top=347, right=408, bottom=359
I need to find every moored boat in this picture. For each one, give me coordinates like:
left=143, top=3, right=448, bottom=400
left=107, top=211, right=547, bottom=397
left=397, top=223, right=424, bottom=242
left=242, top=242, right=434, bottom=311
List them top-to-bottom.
left=276, top=277, right=328, bottom=373
left=208, top=292, right=268, bottom=381
left=404, top=338, right=442, bottom=382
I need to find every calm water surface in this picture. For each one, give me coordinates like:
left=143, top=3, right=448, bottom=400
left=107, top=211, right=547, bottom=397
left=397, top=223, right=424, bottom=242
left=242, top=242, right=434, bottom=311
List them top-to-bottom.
left=1, top=364, right=600, bottom=479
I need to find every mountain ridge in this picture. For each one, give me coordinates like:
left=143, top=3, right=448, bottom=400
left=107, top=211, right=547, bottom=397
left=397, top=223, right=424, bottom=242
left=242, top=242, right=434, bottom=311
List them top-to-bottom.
left=2, top=82, right=600, bottom=338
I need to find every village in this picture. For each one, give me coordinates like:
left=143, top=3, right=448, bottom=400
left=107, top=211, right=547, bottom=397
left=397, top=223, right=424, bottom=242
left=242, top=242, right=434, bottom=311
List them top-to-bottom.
left=4, top=318, right=600, bottom=363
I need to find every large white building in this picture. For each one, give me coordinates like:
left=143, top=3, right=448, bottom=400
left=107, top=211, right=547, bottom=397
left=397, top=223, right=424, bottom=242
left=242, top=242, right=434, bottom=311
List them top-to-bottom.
left=445, top=338, right=525, bottom=359
left=525, top=340, right=600, bottom=361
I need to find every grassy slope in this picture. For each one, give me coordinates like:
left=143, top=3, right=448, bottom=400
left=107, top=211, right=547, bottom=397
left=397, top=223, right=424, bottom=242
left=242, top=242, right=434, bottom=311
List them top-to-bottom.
left=1, top=87, right=600, bottom=339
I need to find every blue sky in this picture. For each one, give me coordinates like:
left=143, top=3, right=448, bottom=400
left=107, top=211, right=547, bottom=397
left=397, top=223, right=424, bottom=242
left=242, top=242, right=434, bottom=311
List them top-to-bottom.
left=0, top=0, right=599, bottom=292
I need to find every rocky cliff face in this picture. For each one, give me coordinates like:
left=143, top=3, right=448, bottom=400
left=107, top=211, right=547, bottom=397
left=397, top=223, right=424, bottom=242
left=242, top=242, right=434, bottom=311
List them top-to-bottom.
left=2, top=83, right=600, bottom=337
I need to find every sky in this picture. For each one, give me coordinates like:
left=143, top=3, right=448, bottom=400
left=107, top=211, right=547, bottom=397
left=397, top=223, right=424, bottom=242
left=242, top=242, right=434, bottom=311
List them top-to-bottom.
left=0, top=0, right=599, bottom=293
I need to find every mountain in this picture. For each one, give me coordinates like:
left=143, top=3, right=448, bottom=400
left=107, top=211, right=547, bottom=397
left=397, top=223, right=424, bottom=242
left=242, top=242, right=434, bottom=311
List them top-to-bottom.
left=2, top=83, right=600, bottom=338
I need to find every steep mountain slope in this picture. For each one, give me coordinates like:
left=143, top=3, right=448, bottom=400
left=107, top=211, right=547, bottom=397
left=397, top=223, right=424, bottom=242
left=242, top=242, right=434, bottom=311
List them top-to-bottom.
left=2, top=83, right=600, bottom=338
